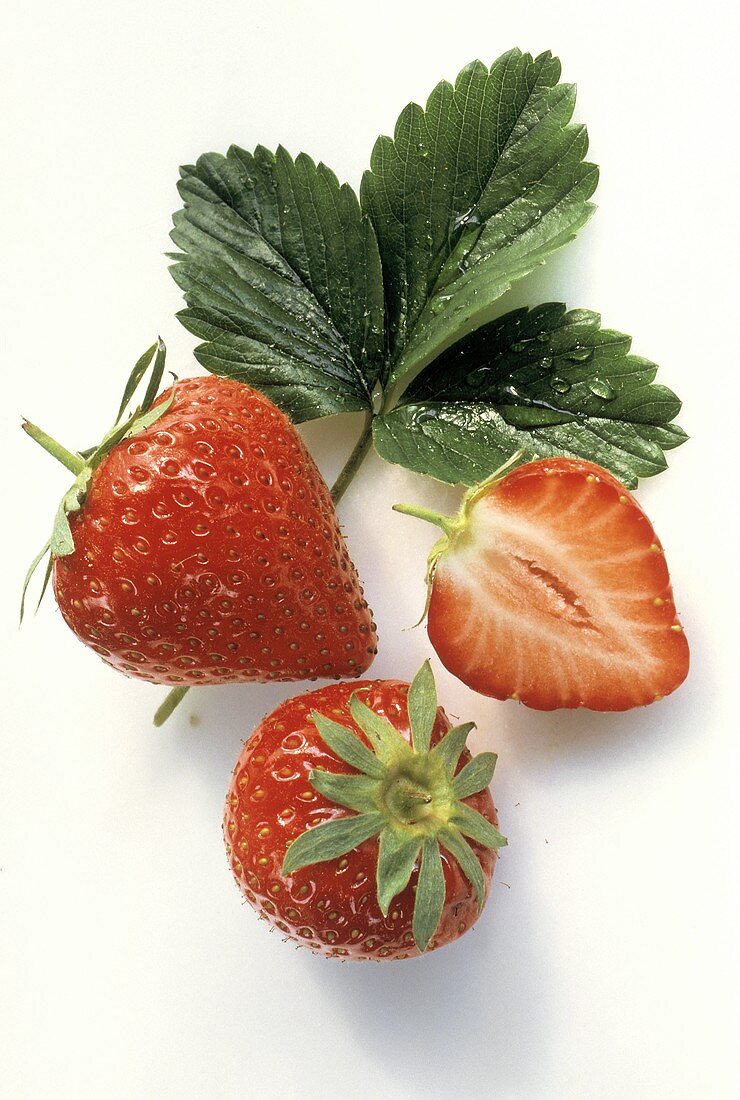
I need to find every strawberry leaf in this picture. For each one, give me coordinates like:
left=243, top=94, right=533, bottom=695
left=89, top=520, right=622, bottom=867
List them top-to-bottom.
left=361, top=50, right=597, bottom=388
left=168, top=52, right=685, bottom=492
left=171, top=146, right=385, bottom=422
left=373, top=304, right=686, bottom=488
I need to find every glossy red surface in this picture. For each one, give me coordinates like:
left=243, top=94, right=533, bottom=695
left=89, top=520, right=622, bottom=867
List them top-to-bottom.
left=53, top=376, right=377, bottom=686
left=224, top=678, right=499, bottom=960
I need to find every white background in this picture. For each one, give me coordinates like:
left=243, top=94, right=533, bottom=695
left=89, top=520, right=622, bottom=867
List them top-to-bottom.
left=2, top=1, right=738, bottom=1097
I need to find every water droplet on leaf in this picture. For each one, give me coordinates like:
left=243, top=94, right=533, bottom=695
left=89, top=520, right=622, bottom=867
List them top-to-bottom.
left=568, top=347, right=593, bottom=362
left=550, top=377, right=571, bottom=394
left=588, top=378, right=616, bottom=400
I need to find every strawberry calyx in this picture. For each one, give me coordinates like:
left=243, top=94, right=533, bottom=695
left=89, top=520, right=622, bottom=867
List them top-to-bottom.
left=21, top=338, right=175, bottom=621
left=392, top=448, right=526, bottom=624
left=282, top=661, right=506, bottom=951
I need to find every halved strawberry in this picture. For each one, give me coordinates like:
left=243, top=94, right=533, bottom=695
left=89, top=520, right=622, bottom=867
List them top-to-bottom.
left=395, top=457, right=689, bottom=711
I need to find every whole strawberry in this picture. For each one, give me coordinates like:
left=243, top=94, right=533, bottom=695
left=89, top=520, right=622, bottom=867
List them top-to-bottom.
left=24, top=341, right=377, bottom=698
left=396, top=456, right=689, bottom=711
left=224, top=662, right=505, bottom=959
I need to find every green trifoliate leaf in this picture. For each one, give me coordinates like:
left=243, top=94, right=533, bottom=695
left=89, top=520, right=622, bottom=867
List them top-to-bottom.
left=361, top=50, right=597, bottom=388
left=171, top=146, right=385, bottom=422
left=374, top=304, right=686, bottom=488
left=407, top=659, right=437, bottom=753
left=349, top=693, right=412, bottom=766
left=311, top=712, right=386, bottom=779
left=430, top=722, right=476, bottom=776
left=452, top=753, right=498, bottom=801
left=308, top=770, right=379, bottom=814
left=452, top=803, right=508, bottom=850
left=282, top=811, right=384, bottom=875
left=439, top=827, right=486, bottom=910
left=376, top=828, right=422, bottom=916
left=412, top=838, right=446, bottom=951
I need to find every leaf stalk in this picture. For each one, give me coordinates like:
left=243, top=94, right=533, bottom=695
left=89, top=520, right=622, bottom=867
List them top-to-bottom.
left=330, top=410, right=375, bottom=505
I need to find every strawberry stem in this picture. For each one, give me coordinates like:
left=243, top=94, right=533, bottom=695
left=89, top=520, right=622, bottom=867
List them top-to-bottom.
left=330, top=411, right=374, bottom=505
left=22, top=420, right=86, bottom=476
left=391, top=502, right=457, bottom=537
left=153, top=685, right=190, bottom=727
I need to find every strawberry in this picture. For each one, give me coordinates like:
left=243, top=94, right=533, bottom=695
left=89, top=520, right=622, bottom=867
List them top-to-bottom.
left=23, top=342, right=377, bottom=702
left=395, top=457, right=689, bottom=711
left=224, top=662, right=505, bottom=959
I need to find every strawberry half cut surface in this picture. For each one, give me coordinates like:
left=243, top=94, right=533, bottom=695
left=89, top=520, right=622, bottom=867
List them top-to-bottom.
left=22, top=341, right=377, bottom=701
left=395, top=457, right=689, bottom=712
left=224, top=662, right=505, bottom=959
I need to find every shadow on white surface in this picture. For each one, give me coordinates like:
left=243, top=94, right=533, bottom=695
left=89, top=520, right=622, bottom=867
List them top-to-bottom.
left=298, top=869, right=551, bottom=1096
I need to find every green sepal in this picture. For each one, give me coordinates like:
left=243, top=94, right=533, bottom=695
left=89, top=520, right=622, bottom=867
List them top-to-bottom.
left=140, top=337, right=168, bottom=414
left=22, top=340, right=175, bottom=612
left=116, top=340, right=158, bottom=422
left=87, top=381, right=176, bottom=473
left=51, top=468, right=92, bottom=557
left=20, top=539, right=51, bottom=623
left=35, top=553, right=53, bottom=613
left=407, top=659, right=437, bottom=753
left=291, top=662, right=504, bottom=954
left=348, top=692, right=412, bottom=766
left=310, top=712, right=386, bottom=779
left=430, top=722, right=476, bottom=775
left=452, top=753, right=498, bottom=800
left=308, top=770, right=379, bottom=813
left=452, top=802, right=507, bottom=849
left=282, top=811, right=384, bottom=875
left=439, top=827, right=485, bottom=910
left=376, top=828, right=422, bottom=916
left=412, top=838, right=446, bottom=952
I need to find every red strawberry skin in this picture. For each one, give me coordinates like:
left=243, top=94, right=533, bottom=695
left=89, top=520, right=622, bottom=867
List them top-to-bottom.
left=53, top=377, right=377, bottom=686
left=427, top=458, right=689, bottom=711
left=224, top=679, right=499, bottom=960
